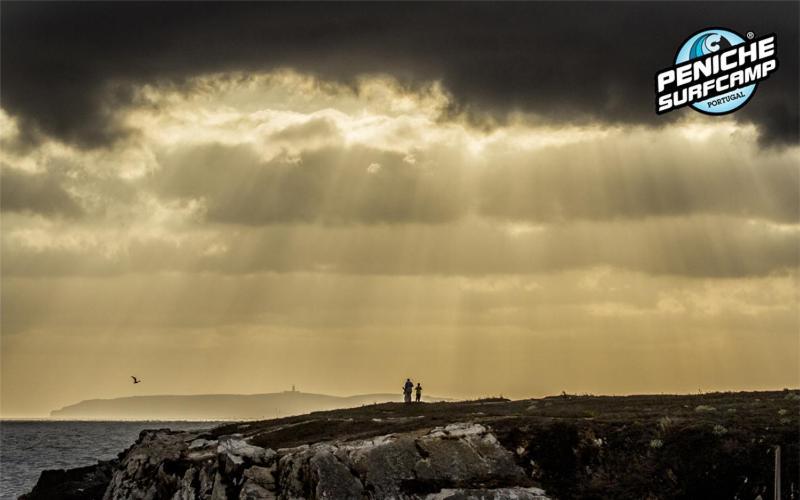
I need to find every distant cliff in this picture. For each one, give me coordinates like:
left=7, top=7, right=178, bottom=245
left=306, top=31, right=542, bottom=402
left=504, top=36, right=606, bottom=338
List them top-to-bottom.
left=49, top=392, right=450, bottom=420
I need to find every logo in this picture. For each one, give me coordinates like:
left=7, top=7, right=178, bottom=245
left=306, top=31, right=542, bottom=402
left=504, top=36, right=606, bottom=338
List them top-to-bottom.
left=655, top=28, right=778, bottom=115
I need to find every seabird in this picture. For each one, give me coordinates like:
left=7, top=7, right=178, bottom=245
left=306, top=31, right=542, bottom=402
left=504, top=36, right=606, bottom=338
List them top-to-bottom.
left=131, top=376, right=141, bottom=384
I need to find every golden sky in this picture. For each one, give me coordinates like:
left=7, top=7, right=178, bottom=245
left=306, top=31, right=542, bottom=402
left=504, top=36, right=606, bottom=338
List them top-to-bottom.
left=1, top=72, right=798, bottom=417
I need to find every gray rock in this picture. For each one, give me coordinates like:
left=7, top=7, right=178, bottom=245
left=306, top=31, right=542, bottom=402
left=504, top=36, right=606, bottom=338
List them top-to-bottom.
left=90, top=422, right=549, bottom=500
left=273, top=422, right=539, bottom=499
left=415, top=424, right=527, bottom=489
left=103, top=430, right=192, bottom=500
left=343, top=434, right=422, bottom=497
left=218, top=436, right=276, bottom=465
left=190, top=438, right=218, bottom=449
left=276, top=445, right=317, bottom=498
left=309, top=452, right=364, bottom=499
left=243, top=465, right=277, bottom=489
left=171, top=469, right=197, bottom=500
left=210, top=472, right=228, bottom=500
left=238, top=480, right=277, bottom=500
left=424, top=487, right=550, bottom=499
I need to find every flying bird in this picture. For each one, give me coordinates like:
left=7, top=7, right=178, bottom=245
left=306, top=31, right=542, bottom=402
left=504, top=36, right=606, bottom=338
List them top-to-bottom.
left=131, top=376, right=141, bottom=384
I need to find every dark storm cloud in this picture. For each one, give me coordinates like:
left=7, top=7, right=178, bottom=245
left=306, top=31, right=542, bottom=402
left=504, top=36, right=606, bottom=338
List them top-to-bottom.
left=2, top=2, right=797, bottom=148
left=0, top=166, right=83, bottom=217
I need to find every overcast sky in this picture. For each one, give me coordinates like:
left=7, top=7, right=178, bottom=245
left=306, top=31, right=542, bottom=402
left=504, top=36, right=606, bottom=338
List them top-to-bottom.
left=1, top=2, right=798, bottom=417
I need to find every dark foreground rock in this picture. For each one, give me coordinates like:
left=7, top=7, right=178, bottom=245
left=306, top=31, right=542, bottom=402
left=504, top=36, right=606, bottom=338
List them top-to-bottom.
left=22, top=390, right=800, bottom=499
left=26, top=423, right=547, bottom=500
left=20, top=461, right=115, bottom=500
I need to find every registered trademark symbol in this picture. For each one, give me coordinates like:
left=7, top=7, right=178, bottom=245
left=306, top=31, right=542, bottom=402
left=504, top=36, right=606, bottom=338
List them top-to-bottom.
left=747, top=31, right=755, bottom=39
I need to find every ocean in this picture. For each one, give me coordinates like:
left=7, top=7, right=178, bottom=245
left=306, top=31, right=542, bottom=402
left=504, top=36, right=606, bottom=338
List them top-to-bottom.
left=0, top=420, right=221, bottom=500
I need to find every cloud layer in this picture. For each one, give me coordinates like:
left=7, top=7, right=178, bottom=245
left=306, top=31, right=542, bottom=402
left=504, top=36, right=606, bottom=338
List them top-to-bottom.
left=2, top=2, right=797, bottom=148
left=0, top=25, right=797, bottom=416
left=1, top=74, right=797, bottom=281
left=1, top=166, right=83, bottom=217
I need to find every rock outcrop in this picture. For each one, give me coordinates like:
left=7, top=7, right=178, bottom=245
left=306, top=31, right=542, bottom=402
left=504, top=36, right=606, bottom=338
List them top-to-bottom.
left=25, top=391, right=798, bottom=499
left=77, top=423, right=548, bottom=499
left=19, top=461, right=115, bottom=500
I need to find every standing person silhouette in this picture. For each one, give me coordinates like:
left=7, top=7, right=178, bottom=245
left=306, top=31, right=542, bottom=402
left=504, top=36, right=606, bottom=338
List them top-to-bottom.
left=403, top=378, right=414, bottom=403
left=415, top=382, right=423, bottom=402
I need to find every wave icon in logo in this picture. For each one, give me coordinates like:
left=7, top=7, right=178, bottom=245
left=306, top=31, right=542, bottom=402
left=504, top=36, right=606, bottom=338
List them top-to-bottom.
left=675, top=28, right=754, bottom=114
left=688, top=33, right=733, bottom=59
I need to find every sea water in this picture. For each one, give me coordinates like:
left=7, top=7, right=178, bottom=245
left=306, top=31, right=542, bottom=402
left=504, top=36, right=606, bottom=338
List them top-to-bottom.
left=0, top=420, right=220, bottom=499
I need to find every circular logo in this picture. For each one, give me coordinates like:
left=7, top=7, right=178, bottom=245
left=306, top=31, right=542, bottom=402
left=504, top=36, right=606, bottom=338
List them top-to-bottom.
left=675, top=28, right=755, bottom=114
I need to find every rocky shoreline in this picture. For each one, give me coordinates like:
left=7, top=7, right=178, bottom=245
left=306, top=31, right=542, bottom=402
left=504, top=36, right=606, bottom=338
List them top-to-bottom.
left=20, top=391, right=800, bottom=499
left=23, top=422, right=548, bottom=500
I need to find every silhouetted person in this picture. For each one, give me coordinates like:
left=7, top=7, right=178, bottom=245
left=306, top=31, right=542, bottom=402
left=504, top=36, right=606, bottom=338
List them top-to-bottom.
left=403, top=378, right=413, bottom=403
left=415, top=383, right=422, bottom=402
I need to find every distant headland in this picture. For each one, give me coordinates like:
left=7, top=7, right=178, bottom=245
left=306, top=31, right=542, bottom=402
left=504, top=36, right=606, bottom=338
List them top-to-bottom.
left=49, top=391, right=452, bottom=420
